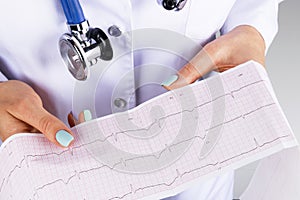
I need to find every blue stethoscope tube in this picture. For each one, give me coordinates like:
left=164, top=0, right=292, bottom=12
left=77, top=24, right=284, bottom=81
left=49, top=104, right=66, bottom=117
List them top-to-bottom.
left=60, top=0, right=85, bottom=24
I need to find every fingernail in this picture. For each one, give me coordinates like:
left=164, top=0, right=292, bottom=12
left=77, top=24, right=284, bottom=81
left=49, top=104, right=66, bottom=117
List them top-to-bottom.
left=161, top=75, right=178, bottom=86
left=83, top=109, right=92, bottom=121
left=55, top=130, right=74, bottom=147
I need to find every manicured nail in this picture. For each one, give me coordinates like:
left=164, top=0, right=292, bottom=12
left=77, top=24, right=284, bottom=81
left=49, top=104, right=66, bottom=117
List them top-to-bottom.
left=161, top=75, right=178, bottom=86
left=83, top=109, right=92, bottom=121
left=55, top=130, right=74, bottom=147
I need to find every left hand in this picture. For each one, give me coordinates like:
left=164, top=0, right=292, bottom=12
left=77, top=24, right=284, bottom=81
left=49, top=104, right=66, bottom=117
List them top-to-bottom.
left=161, top=25, right=266, bottom=90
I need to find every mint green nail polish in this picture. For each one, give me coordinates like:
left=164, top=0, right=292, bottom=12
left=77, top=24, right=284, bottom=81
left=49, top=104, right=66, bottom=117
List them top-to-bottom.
left=161, top=75, right=178, bottom=86
left=83, top=110, right=92, bottom=121
left=56, top=130, right=74, bottom=147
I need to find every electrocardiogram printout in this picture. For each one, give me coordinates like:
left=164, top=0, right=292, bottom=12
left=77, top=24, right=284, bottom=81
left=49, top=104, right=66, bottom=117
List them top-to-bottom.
left=0, top=61, right=298, bottom=200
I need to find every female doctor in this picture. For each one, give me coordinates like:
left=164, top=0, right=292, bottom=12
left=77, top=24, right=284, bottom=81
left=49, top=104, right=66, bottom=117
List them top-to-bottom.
left=0, top=0, right=279, bottom=199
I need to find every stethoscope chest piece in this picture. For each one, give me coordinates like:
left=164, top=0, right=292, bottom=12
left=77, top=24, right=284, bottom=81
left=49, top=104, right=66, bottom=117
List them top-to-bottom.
left=59, top=0, right=113, bottom=81
left=59, top=0, right=187, bottom=81
left=59, top=21, right=113, bottom=81
left=59, top=33, right=88, bottom=81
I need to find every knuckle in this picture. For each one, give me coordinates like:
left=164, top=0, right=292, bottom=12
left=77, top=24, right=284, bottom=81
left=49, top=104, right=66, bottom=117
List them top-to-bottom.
left=11, top=93, right=42, bottom=113
left=11, top=95, right=32, bottom=112
left=38, top=115, right=53, bottom=134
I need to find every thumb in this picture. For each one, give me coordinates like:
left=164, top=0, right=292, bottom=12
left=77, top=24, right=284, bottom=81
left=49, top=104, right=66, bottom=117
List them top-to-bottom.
left=161, top=49, right=214, bottom=90
left=8, top=102, right=74, bottom=148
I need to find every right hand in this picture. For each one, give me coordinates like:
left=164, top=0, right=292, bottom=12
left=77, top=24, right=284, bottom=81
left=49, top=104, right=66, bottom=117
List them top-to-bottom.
left=0, top=80, right=74, bottom=147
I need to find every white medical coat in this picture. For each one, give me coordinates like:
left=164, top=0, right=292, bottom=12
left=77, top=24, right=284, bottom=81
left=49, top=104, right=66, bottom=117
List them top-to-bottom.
left=0, top=0, right=279, bottom=199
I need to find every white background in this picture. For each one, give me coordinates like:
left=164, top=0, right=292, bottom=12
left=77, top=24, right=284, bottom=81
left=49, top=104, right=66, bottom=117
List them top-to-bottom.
left=234, top=0, right=300, bottom=197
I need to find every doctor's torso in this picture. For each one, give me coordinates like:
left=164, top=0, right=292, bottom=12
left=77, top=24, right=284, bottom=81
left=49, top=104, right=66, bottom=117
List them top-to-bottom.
left=0, top=0, right=236, bottom=121
left=0, top=1, right=235, bottom=199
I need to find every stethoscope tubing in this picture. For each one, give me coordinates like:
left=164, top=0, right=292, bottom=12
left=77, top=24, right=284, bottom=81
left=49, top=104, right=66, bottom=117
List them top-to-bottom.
left=60, top=0, right=86, bottom=24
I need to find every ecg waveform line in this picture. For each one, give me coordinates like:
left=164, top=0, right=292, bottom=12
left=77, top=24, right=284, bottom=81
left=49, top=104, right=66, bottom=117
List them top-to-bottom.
left=0, top=62, right=296, bottom=200
left=0, top=76, right=272, bottom=191
left=2, top=79, right=266, bottom=163
left=101, top=79, right=265, bottom=138
left=1, top=83, right=274, bottom=191
left=0, top=100, right=281, bottom=199
left=32, top=134, right=290, bottom=200
left=108, top=135, right=290, bottom=200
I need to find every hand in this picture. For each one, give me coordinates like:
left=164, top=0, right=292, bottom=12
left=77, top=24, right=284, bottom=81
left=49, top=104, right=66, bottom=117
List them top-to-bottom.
left=161, top=25, right=266, bottom=90
left=0, top=80, right=74, bottom=147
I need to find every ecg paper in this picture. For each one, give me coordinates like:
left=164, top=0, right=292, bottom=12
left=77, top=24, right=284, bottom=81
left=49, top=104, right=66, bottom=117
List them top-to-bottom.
left=0, top=61, right=297, bottom=200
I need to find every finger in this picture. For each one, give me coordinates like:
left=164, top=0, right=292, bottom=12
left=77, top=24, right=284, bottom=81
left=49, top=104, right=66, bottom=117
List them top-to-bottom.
left=161, top=50, right=215, bottom=90
left=7, top=101, right=74, bottom=148
left=78, top=110, right=93, bottom=124
left=68, top=111, right=77, bottom=128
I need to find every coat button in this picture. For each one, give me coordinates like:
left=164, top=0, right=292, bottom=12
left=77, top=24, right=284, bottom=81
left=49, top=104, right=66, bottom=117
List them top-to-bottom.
left=108, top=25, right=122, bottom=37
left=114, top=98, right=127, bottom=108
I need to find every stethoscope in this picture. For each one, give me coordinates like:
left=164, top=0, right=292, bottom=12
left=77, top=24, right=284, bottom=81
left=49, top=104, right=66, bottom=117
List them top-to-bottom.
left=59, top=0, right=188, bottom=81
